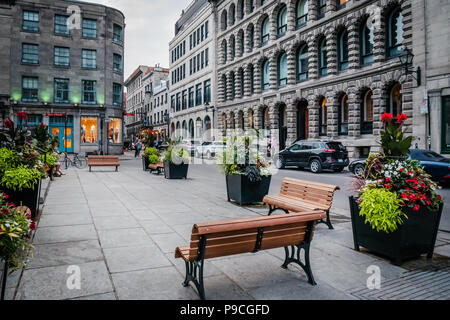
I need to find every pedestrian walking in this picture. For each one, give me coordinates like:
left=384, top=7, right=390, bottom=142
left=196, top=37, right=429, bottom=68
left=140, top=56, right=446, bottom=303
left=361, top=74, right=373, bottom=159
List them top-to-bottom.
left=135, top=140, right=142, bottom=158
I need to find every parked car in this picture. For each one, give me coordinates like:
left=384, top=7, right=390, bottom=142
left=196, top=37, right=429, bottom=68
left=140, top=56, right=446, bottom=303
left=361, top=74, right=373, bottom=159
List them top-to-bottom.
left=180, top=140, right=202, bottom=156
left=275, top=140, right=349, bottom=173
left=195, top=141, right=226, bottom=159
left=349, top=149, right=450, bottom=185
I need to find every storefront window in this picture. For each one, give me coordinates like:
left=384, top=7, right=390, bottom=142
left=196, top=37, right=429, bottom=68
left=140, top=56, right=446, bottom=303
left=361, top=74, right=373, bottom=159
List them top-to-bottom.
left=442, top=96, right=450, bottom=154
left=81, top=116, right=98, bottom=144
left=108, top=118, right=122, bottom=144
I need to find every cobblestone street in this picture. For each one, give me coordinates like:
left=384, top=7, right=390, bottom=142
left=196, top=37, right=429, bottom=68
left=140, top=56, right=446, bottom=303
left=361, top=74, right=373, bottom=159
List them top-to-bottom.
left=4, top=155, right=449, bottom=300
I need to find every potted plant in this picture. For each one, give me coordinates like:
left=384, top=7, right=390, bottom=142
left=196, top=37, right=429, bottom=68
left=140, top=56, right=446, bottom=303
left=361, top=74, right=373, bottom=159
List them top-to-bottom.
left=350, top=113, right=444, bottom=265
left=218, top=133, right=272, bottom=205
left=163, top=140, right=189, bottom=179
left=142, top=147, right=158, bottom=171
left=0, top=193, right=35, bottom=300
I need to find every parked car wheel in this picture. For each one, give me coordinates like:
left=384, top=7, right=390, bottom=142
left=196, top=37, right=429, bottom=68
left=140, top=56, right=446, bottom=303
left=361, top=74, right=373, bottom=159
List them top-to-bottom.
left=275, top=156, right=285, bottom=169
left=310, top=159, right=322, bottom=174
left=353, top=163, right=365, bottom=177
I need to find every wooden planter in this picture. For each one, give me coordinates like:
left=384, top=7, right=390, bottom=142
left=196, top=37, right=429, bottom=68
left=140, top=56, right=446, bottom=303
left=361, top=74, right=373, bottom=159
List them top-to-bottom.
left=164, top=161, right=189, bottom=179
left=226, top=174, right=272, bottom=206
left=3, top=182, right=41, bottom=219
left=349, top=196, right=443, bottom=265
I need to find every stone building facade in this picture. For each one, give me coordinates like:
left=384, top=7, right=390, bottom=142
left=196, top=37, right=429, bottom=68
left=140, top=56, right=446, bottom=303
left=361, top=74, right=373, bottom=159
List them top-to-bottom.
left=0, top=0, right=125, bottom=155
left=168, top=0, right=217, bottom=142
left=211, top=0, right=416, bottom=158
left=149, top=79, right=170, bottom=142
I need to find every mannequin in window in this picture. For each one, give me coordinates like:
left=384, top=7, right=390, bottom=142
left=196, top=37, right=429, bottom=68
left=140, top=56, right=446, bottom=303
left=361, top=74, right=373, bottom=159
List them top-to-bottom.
left=81, top=125, right=87, bottom=143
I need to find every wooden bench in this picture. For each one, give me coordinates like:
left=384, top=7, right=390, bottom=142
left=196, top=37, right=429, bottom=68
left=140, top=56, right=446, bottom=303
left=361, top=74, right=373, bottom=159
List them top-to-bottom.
left=88, top=155, right=120, bottom=172
left=148, top=162, right=164, bottom=175
left=263, top=178, right=340, bottom=230
left=175, top=211, right=326, bottom=300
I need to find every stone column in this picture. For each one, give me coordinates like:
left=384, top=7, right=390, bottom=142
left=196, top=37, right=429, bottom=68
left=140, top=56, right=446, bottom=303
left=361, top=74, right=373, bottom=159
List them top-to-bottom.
left=308, top=0, right=318, bottom=24
left=326, top=0, right=337, bottom=13
left=287, top=1, right=296, bottom=32
left=269, top=14, right=277, bottom=41
left=373, top=15, right=386, bottom=64
left=254, top=20, right=262, bottom=48
left=347, top=21, right=360, bottom=70
left=245, top=26, right=252, bottom=54
left=326, top=30, right=338, bottom=76
left=237, top=32, right=244, bottom=57
left=228, top=37, right=234, bottom=62
left=307, top=37, right=319, bottom=80
left=287, top=48, right=297, bottom=85
left=269, top=55, right=278, bottom=90
left=254, top=62, right=262, bottom=94
left=243, top=64, right=252, bottom=97
left=235, top=69, right=243, bottom=99
left=226, top=71, right=234, bottom=101
left=218, top=73, right=226, bottom=103
left=348, top=88, right=361, bottom=137
left=327, top=96, right=339, bottom=138
left=308, top=97, right=320, bottom=139
left=286, top=103, right=297, bottom=146
left=269, top=104, right=280, bottom=155
left=254, top=106, right=263, bottom=130
left=243, top=108, right=249, bottom=131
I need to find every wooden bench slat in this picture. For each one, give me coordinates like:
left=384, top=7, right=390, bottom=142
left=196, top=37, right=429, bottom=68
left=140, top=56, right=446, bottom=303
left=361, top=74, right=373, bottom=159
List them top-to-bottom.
left=282, top=177, right=340, bottom=191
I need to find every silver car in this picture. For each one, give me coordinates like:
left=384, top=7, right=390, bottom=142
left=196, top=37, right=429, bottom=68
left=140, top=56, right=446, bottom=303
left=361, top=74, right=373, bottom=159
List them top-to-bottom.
left=195, top=141, right=226, bottom=159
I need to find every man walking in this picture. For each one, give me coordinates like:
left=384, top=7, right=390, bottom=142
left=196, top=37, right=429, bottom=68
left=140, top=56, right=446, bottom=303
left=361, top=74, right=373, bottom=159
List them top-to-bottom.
left=135, top=139, right=142, bottom=158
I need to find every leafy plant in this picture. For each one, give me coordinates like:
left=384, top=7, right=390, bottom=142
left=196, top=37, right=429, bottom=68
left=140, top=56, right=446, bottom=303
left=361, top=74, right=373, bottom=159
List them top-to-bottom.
left=380, top=113, right=412, bottom=158
left=0, top=120, right=31, bottom=150
left=32, top=123, right=51, bottom=151
left=141, top=132, right=156, bottom=149
left=163, top=140, right=189, bottom=165
left=145, top=147, right=158, bottom=156
left=0, top=148, right=19, bottom=172
left=41, top=152, right=58, bottom=168
left=148, top=154, right=159, bottom=165
left=1, top=166, right=42, bottom=191
left=359, top=188, right=406, bottom=233
left=0, top=192, right=35, bottom=271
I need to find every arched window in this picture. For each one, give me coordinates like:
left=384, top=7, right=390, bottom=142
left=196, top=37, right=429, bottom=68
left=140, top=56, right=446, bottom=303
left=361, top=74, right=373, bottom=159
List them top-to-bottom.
left=238, top=0, right=245, bottom=20
left=296, top=0, right=308, bottom=28
left=318, top=0, right=326, bottom=19
left=230, top=4, right=236, bottom=25
left=277, top=5, right=287, bottom=36
left=387, top=7, right=404, bottom=58
left=221, top=10, right=228, bottom=31
left=261, top=17, right=270, bottom=44
left=360, top=18, right=374, bottom=65
left=249, top=24, right=255, bottom=50
left=338, top=29, right=349, bottom=71
left=238, top=30, right=245, bottom=56
left=230, top=36, right=236, bottom=59
left=319, top=37, right=328, bottom=77
left=223, top=40, right=228, bottom=63
left=297, top=44, right=309, bottom=82
left=278, top=52, right=287, bottom=87
left=262, top=59, right=270, bottom=91
left=249, top=64, right=254, bottom=94
left=239, top=68, right=245, bottom=96
left=230, top=72, right=235, bottom=100
left=222, top=74, right=227, bottom=101
left=388, top=83, right=402, bottom=117
left=361, top=90, right=374, bottom=134
left=339, top=94, right=349, bottom=135
left=319, top=97, right=327, bottom=136
left=248, top=109, right=254, bottom=129
left=221, top=113, right=227, bottom=135
left=229, top=113, right=235, bottom=129
left=204, top=116, right=211, bottom=140
left=196, top=118, right=203, bottom=138
left=189, top=119, right=194, bottom=139
left=176, top=121, right=181, bottom=137
left=182, top=121, right=187, bottom=139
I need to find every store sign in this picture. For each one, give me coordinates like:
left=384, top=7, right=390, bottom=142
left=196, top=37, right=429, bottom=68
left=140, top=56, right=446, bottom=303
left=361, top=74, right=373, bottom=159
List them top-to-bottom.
left=45, top=113, right=66, bottom=117
left=124, top=113, right=135, bottom=116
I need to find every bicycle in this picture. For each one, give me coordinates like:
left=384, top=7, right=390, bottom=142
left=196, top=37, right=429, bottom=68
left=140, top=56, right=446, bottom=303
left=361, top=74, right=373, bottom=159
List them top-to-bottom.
left=62, top=152, right=88, bottom=169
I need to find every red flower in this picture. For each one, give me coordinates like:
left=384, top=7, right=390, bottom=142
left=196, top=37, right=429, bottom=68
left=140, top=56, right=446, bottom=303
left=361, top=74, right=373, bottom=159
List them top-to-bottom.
left=381, top=113, right=393, bottom=122
left=397, top=113, right=408, bottom=123
left=3, top=120, right=12, bottom=129
left=399, top=168, right=404, bottom=172
left=385, top=177, right=390, bottom=182
left=385, top=184, right=393, bottom=189
left=2, top=193, right=8, bottom=199
left=438, top=195, right=443, bottom=201
left=426, top=200, right=430, bottom=205
left=8, top=202, right=15, bottom=208
left=413, top=205, right=420, bottom=211
left=1, top=208, right=9, bottom=215
left=26, top=213, right=31, bottom=220
left=30, top=222, right=36, bottom=231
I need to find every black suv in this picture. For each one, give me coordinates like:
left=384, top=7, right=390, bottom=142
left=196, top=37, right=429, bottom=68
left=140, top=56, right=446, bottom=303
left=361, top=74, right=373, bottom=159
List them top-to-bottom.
left=276, top=140, right=349, bottom=173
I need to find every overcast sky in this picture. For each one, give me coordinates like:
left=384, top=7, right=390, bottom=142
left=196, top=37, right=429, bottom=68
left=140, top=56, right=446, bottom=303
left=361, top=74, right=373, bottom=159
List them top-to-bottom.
left=94, top=0, right=192, bottom=79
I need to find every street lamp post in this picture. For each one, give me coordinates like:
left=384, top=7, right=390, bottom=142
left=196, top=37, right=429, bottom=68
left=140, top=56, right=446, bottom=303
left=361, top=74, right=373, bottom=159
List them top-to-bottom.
left=398, top=48, right=421, bottom=87
left=205, top=102, right=215, bottom=141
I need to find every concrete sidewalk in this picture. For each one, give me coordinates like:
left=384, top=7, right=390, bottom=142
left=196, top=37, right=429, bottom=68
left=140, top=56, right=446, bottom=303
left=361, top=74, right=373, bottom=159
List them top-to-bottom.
left=4, top=158, right=450, bottom=300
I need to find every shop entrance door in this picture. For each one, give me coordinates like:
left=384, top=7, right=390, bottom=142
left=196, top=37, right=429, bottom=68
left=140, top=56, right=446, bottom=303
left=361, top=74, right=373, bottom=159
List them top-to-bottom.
left=49, top=116, right=74, bottom=153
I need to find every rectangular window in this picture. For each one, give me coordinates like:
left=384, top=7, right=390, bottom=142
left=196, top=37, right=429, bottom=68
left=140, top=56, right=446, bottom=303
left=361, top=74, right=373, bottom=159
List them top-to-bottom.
left=337, top=0, right=348, bottom=10
left=23, top=11, right=39, bottom=32
left=55, top=15, right=69, bottom=35
left=82, top=19, right=97, bottom=38
left=205, top=21, right=209, bottom=38
left=113, top=24, right=123, bottom=43
left=201, top=25, right=204, bottom=41
left=197, top=29, right=200, bottom=45
left=193, top=32, right=196, bottom=47
left=190, top=34, right=192, bottom=49
left=22, top=43, right=39, bottom=64
left=54, top=47, right=70, bottom=66
left=205, top=48, right=209, bottom=66
left=82, top=49, right=97, bottom=69
left=201, top=51, right=204, bottom=69
left=113, top=53, right=122, bottom=72
left=197, top=53, right=200, bottom=70
left=193, top=56, right=196, bottom=73
left=190, top=59, right=192, bottom=75
left=22, top=76, right=38, bottom=102
left=54, top=78, right=69, bottom=103
left=204, top=79, right=211, bottom=104
left=82, top=80, right=96, bottom=104
left=113, top=83, right=122, bottom=106
left=195, top=84, right=202, bottom=106
left=188, top=87, right=194, bottom=108
left=182, top=90, right=187, bottom=110
left=176, top=93, right=181, bottom=112
left=171, top=95, right=175, bottom=110
left=442, top=96, right=450, bottom=154
left=81, top=117, right=98, bottom=144
left=108, top=118, right=122, bottom=144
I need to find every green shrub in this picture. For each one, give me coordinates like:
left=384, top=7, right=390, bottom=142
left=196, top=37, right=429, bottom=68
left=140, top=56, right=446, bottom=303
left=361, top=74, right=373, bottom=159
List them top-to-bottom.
left=163, top=144, right=189, bottom=164
left=145, top=147, right=158, bottom=156
left=0, top=148, right=18, bottom=172
left=41, top=152, right=58, bottom=167
left=148, top=154, right=159, bottom=165
left=1, top=166, right=42, bottom=191
left=359, top=188, right=406, bottom=233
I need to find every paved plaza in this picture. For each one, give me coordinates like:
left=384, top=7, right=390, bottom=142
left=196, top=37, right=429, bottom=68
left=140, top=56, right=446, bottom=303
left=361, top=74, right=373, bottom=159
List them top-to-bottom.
left=3, top=155, right=450, bottom=300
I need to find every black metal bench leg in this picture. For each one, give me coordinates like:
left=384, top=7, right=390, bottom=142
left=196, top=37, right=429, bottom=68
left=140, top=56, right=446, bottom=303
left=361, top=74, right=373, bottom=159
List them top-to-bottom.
left=268, top=206, right=289, bottom=216
left=325, top=210, right=334, bottom=230
left=281, top=244, right=316, bottom=286
left=182, top=260, right=206, bottom=300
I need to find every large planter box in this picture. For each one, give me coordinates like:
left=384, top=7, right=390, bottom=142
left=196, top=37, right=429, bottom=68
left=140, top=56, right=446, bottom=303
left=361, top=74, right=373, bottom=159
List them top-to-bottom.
left=142, top=156, right=150, bottom=171
left=164, top=161, right=189, bottom=179
left=226, top=174, right=272, bottom=206
left=3, top=181, right=41, bottom=219
left=349, top=196, right=443, bottom=265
